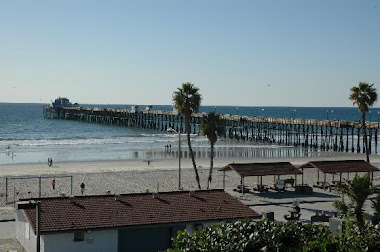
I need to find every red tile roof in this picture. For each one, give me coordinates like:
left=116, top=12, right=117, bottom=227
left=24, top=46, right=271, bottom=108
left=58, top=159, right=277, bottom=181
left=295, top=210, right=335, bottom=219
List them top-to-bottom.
left=299, top=160, right=379, bottom=174
left=219, top=162, right=302, bottom=177
left=21, top=190, right=260, bottom=234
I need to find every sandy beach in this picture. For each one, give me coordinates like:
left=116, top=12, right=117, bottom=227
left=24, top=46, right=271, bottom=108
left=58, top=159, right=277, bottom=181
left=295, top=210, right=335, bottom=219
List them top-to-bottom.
left=0, top=151, right=379, bottom=203
left=1, top=151, right=380, bottom=221
left=1, top=151, right=380, bottom=249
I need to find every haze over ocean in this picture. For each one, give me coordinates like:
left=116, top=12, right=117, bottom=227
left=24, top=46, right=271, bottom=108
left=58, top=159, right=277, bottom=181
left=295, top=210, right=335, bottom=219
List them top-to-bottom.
left=0, top=103, right=377, bottom=165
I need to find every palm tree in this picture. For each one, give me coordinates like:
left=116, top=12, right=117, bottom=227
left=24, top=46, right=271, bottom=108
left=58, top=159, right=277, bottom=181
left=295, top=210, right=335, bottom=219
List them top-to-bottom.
left=172, top=82, right=202, bottom=190
left=349, top=82, right=378, bottom=162
left=200, top=112, right=225, bottom=189
left=336, top=173, right=372, bottom=226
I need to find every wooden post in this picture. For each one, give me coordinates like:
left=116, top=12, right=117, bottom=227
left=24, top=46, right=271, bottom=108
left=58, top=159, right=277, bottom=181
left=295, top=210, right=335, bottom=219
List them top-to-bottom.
left=346, top=127, right=349, bottom=152
left=352, top=127, right=355, bottom=152
left=357, top=128, right=361, bottom=153
left=375, top=129, right=378, bottom=154
left=221, top=170, right=225, bottom=190
left=317, top=170, right=320, bottom=182
left=323, top=173, right=327, bottom=191
left=242, top=176, right=245, bottom=195
left=5, top=177, right=8, bottom=203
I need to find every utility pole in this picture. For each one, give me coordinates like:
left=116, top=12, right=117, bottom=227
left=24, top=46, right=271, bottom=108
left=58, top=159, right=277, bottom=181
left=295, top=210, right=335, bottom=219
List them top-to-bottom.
left=36, top=201, right=41, bottom=252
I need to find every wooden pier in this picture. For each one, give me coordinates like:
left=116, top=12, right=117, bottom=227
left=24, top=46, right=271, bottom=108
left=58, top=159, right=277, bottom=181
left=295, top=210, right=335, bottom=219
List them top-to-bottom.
left=43, top=105, right=380, bottom=154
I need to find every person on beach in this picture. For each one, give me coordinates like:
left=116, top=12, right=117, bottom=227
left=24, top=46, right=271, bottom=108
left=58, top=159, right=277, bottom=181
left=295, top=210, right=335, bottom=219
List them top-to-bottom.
left=5, top=146, right=10, bottom=155
left=147, top=158, right=150, bottom=166
left=51, top=179, right=56, bottom=190
left=80, top=182, right=85, bottom=195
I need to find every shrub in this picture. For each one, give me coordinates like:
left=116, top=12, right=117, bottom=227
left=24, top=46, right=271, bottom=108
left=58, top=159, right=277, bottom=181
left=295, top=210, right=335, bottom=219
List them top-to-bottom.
left=168, top=219, right=380, bottom=252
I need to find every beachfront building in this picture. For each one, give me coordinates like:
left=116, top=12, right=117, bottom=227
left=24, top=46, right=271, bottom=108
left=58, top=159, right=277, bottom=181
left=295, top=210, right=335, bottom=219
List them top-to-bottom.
left=51, top=97, right=78, bottom=109
left=15, top=189, right=261, bottom=252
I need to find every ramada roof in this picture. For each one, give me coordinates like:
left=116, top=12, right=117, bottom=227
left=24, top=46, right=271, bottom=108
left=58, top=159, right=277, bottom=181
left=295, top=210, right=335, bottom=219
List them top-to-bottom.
left=299, top=160, right=379, bottom=174
left=220, top=162, right=302, bottom=177
left=21, top=189, right=260, bottom=234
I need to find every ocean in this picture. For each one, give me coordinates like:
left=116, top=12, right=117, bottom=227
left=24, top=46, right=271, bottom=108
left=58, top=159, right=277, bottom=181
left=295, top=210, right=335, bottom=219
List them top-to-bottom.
left=0, top=103, right=377, bottom=165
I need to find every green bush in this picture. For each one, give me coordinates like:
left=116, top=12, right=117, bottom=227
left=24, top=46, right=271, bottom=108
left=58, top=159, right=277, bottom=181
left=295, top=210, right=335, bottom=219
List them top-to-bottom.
left=372, top=194, right=380, bottom=214
left=168, top=219, right=380, bottom=252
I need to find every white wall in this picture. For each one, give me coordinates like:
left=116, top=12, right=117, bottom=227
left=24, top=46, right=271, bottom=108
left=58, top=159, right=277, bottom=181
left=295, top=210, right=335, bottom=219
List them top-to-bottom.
left=16, top=209, right=117, bottom=252
left=16, top=210, right=37, bottom=252
left=43, top=229, right=118, bottom=252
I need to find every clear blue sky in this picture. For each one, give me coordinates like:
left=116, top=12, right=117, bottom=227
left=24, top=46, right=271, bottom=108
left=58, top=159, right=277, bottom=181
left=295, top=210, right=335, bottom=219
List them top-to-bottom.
left=0, top=0, right=379, bottom=107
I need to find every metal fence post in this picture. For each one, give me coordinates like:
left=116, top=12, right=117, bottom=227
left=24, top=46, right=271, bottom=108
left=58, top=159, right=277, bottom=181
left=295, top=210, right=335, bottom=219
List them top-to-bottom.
left=39, top=176, right=42, bottom=198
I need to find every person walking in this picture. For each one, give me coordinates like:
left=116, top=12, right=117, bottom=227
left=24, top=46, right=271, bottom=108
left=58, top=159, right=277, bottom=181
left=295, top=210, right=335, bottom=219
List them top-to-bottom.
left=51, top=179, right=56, bottom=190
left=80, top=182, right=85, bottom=195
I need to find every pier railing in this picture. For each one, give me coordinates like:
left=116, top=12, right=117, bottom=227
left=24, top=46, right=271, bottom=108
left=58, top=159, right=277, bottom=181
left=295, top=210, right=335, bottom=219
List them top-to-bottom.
left=43, top=105, right=380, bottom=154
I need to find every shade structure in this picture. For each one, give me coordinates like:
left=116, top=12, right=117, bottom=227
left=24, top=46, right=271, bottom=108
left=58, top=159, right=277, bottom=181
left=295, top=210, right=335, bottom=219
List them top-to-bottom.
left=299, top=160, right=379, bottom=189
left=299, top=160, right=378, bottom=173
left=219, top=162, right=302, bottom=194
left=220, top=162, right=302, bottom=177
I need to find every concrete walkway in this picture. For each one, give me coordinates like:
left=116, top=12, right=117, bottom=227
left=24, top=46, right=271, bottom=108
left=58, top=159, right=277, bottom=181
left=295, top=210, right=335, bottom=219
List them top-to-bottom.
left=230, top=187, right=375, bottom=223
left=0, top=207, right=25, bottom=251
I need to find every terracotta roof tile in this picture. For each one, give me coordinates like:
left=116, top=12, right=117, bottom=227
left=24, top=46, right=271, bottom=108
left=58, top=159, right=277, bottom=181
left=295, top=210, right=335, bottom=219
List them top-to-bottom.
left=21, top=190, right=260, bottom=233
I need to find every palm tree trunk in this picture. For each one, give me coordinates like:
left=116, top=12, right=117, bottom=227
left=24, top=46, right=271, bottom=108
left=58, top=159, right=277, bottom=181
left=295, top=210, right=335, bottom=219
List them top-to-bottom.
left=362, top=113, right=370, bottom=163
left=186, top=116, right=201, bottom=190
left=207, top=143, right=214, bottom=189
left=355, top=207, right=364, bottom=226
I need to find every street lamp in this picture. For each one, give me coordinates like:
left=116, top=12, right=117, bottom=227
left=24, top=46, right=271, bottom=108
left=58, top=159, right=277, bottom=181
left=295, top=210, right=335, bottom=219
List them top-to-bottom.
left=236, top=107, right=239, bottom=116
left=261, top=108, right=265, bottom=117
left=326, top=110, right=329, bottom=120
left=331, top=110, right=334, bottom=120
left=369, top=110, right=372, bottom=122
left=176, top=111, right=182, bottom=190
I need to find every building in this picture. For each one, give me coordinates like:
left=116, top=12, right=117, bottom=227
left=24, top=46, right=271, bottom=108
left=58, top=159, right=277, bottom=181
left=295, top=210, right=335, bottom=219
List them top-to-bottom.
left=52, top=97, right=78, bottom=109
left=16, top=190, right=261, bottom=252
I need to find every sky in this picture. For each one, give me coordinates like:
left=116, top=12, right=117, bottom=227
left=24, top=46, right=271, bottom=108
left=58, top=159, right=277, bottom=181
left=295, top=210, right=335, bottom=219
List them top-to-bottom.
left=0, top=0, right=379, bottom=107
